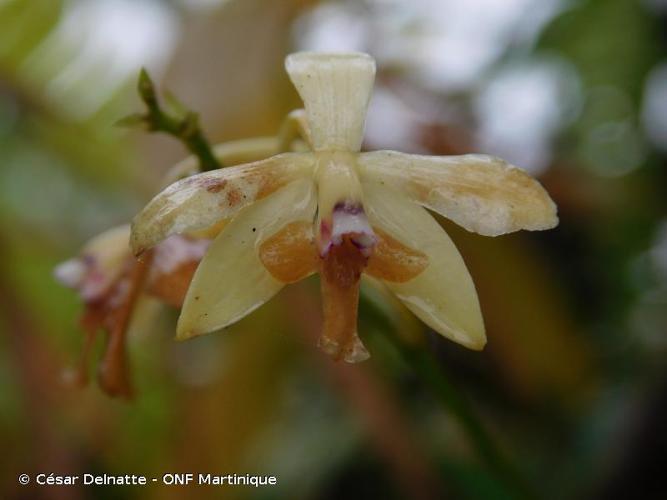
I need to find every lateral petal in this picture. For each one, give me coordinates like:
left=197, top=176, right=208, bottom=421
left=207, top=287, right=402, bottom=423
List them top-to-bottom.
left=358, top=150, right=558, bottom=237
left=130, top=153, right=314, bottom=255
left=176, top=178, right=317, bottom=340
left=363, top=182, right=486, bottom=350
left=258, top=221, right=318, bottom=283
left=366, top=227, right=428, bottom=283
left=146, top=235, right=209, bottom=308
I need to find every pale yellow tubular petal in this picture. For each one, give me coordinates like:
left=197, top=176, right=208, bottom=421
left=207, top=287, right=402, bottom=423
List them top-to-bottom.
left=285, top=52, right=375, bottom=152
left=358, top=151, right=558, bottom=237
left=130, top=153, right=314, bottom=256
left=176, top=178, right=317, bottom=340
left=362, top=182, right=486, bottom=350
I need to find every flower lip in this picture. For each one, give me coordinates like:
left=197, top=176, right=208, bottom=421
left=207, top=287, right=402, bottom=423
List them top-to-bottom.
left=322, top=200, right=377, bottom=257
left=319, top=234, right=370, bottom=362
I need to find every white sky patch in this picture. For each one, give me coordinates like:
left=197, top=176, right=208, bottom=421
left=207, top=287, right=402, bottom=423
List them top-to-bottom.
left=23, top=0, right=179, bottom=120
left=177, top=0, right=231, bottom=12
left=295, top=0, right=572, bottom=170
left=296, top=0, right=565, bottom=91
left=384, top=0, right=566, bottom=91
left=294, top=2, right=369, bottom=52
left=474, top=57, right=581, bottom=174
left=642, top=62, right=667, bottom=152
left=577, top=86, right=648, bottom=178
left=365, top=87, right=424, bottom=152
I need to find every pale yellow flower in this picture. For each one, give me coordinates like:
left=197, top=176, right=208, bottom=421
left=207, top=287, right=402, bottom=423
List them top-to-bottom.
left=131, top=52, right=558, bottom=362
left=54, top=136, right=293, bottom=396
left=54, top=225, right=208, bottom=397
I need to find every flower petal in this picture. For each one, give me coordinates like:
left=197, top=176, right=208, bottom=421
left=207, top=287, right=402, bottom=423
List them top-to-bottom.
left=286, top=52, right=375, bottom=152
left=161, top=137, right=282, bottom=186
left=358, top=151, right=558, bottom=236
left=130, top=153, right=314, bottom=255
left=176, top=178, right=317, bottom=340
left=363, top=182, right=486, bottom=350
left=258, top=221, right=318, bottom=283
left=54, top=224, right=131, bottom=302
left=366, top=227, right=429, bottom=283
left=146, top=236, right=209, bottom=308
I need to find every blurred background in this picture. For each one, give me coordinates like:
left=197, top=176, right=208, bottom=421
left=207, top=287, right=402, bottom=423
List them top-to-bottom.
left=1, top=0, right=666, bottom=499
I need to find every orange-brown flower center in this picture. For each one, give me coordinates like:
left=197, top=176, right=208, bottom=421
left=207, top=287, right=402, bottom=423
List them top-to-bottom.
left=257, top=210, right=429, bottom=363
left=319, top=234, right=370, bottom=362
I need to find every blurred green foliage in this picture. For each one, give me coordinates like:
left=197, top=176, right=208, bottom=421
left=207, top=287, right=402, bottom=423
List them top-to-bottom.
left=1, top=0, right=666, bottom=499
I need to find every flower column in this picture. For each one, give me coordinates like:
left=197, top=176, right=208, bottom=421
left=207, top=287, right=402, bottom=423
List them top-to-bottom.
left=286, top=53, right=378, bottom=362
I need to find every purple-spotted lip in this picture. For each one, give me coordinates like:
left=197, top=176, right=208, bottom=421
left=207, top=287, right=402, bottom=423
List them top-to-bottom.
left=319, top=200, right=377, bottom=257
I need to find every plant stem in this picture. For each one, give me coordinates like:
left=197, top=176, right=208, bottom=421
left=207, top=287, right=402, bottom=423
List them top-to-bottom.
left=118, top=69, right=222, bottom=171
left=361, top=294, right=538, bottom=500
left=400, top=335, right=538, bottom=499
left=387, top=336, right=539, bottom=500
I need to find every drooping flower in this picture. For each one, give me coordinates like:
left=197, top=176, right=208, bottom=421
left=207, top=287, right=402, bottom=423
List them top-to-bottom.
left=130, top=52, right=558, bottom=362
left=54, top=135, right=299, bottom=397
left=55, top=225, right=208, bottom=397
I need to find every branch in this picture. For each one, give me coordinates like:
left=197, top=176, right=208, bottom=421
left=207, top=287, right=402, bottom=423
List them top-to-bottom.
left=117, top=68, right=222, bottom=171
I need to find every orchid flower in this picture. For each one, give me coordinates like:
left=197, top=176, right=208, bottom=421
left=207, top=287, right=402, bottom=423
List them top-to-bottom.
left=130, top=52, right=558, bottom=363
left=54, top=134, right=303, bottom=397
left=54, top=225, right=208, bottom=397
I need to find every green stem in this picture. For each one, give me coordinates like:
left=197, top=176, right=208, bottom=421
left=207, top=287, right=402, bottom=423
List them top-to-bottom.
left=120, top=68, right=314, bottom=174
left=118, top=69, right=222, bottom=171
left=175, top=114, right=221, bottom=171
left=361, top=294, right=537, bottom=500
left=388, top=337, right=538, bottom=500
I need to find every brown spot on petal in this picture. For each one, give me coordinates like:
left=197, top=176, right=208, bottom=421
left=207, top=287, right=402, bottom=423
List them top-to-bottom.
left=254, top=172, right=288, bottom=199
left=182, top=175, right=225, bottom=194
left=205, top=178, right=227, bottom=193
left=226, top=188, right=242, bottom=207
left=259, top=221, right=318, bottom=283
left=366, top=228, right=429, bottom=283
